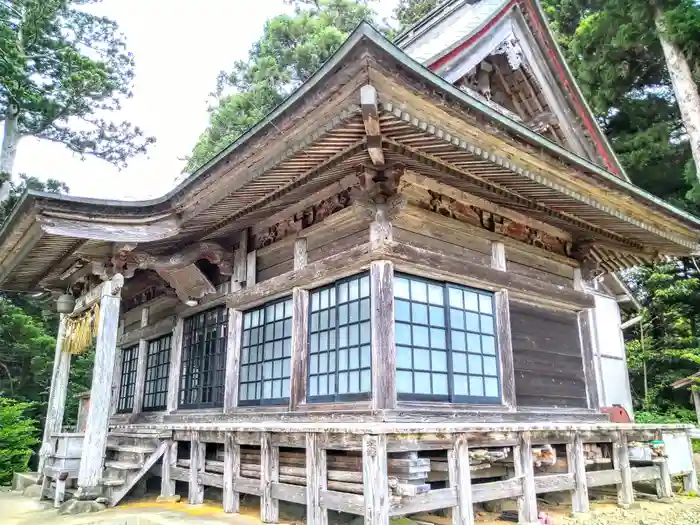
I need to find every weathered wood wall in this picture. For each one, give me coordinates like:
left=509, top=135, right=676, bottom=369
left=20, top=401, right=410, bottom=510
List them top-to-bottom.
left=509, top=302, right=587, bottom=408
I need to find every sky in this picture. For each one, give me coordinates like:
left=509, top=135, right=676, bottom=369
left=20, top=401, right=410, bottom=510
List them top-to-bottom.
left=8, top=0, right=398, bottom=201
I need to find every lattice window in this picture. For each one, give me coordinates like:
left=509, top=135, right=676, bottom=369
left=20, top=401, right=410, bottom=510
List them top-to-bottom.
left=308, top=273, right=371, bottom=402
left=394, top=274, right=500, bottom=403
left=239, top=297, right=293, bottom=405
left=179, top=307, right=228, bottom=409
left=143, top=333, right=172, bottom=411
left=117, top=345, right=139, bottom=413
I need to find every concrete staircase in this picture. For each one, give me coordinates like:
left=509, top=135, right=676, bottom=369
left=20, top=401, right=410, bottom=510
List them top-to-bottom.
left=101, top=429, right=171, bottom=506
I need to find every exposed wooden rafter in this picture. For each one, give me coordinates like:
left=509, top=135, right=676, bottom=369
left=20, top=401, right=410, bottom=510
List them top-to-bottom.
left=361, top=85, right=385, bottom=166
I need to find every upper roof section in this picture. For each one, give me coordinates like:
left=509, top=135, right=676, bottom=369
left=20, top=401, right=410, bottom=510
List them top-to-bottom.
left=395, top=0, right=628, bottom=179
left=0, top=23, right=698, bottom=292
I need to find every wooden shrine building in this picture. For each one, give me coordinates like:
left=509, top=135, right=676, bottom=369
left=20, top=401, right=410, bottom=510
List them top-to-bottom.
left=1, top=2, right=700, bottom=522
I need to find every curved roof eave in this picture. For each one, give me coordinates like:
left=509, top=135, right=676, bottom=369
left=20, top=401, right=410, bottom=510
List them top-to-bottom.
left=0, top=21, right=698, bottom=249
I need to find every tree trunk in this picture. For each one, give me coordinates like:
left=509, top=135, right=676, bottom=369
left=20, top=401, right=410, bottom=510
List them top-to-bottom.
left=655, top=7, right=700, bottom=184
left=0, top=105, right=20, bottom=201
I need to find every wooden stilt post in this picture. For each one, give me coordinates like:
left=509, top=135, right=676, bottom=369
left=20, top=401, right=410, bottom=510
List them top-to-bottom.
left=76, top=275, right=123, bottom=499
left=131, top=307, right=150, bottom=415
left=38, top=315, right=69, bottom=475
left=612, top=431, right=634, bottom=508
left=189, top=432, right=205, bottom=505
left=261, top=432, right=279, bottom=523
left=516, top=432, right=538, bottom=525
left=567, top=432, right=589, bottom=514
left=683, top=432, right=699, bottom=493
left=223, top=433, right=240, bottom=513
left=306, top=433, right=328, bottom=525
left=448, top=433, right=474, bottom=525
left=362, top=434, right=389, bottom=525
left=160, top=440, right=177, bottom=499
left=656, top=456, right=673, bottom=499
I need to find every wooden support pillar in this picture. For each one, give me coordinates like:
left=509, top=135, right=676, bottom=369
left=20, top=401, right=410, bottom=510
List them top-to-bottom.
left=232, top=233, right=248, bottom=293
left=294, top=237, right=308, bottom=270
left=491, top=241, right=506, bottom=271
left=247, top=250, right=257, bottom=287
left=370, top=261, right=396, bottom=410
left=76, top=275, right=123, bottom=499
left=290, top=288, right=310, bottom=411
left=494, top=289, right=516, bottom=411
left=132, top=307, right=150, bottom=414
left=224, top=309, right=243, bottom=413
left=578, top=310, right=600, bottom=410
left=38, top=315, right=69, bottom=475
left=166, top=318, right=184, bottom=413
left=110, top=321, right=124, bottom=417
left=693, top=390, right=700, bottom=425
left=612, top=431, right=634, bottom=507
left=189, top=432, right=205, bottom=505
left=261, top=432, right=279, bottom=523
left=515, top=432, right=538, bottom=525
left=567, top=432, right=589, bottom=514
left=684, top=432, right=699, bottom=493
left=223, top=433, right=240, bottom=513
left=306, top=433, right=328, bottom=525
left=449, top=433, right=474, bottom=525
left=362, top=434, right=389, bottom=525
left=160, top=440, right=178, bottom=498
left=656, top=457, right=673, bottom=499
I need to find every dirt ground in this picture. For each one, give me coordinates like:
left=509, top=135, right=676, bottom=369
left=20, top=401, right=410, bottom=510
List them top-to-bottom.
left=3, top=487, right=700, bottom=525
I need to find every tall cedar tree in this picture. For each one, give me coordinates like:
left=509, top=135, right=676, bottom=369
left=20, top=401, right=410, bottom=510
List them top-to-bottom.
left=0, top=0, right=155, bottom=198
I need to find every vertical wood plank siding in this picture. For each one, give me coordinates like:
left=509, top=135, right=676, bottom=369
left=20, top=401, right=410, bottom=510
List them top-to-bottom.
left=509, top=302, right=587, bottom=408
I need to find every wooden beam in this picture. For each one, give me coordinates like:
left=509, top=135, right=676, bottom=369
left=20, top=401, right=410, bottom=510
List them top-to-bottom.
left=361, top=85, right=384, bottom=165
left=383, top=241, right=594, bottom=310
left=227, top=242, right=375, bottom=310
left=371, top=261, right=396, bottom=410
left=290, top=289, right=310, bottom=411
left=495, top=290, right=516, bottom=411
left=224, top=309, right=243, bottom=413
left=578, top=310, right=600, bottom=410
left=119, top=315, right=176, bottom=347
left=166, top=318, right=184, bottom=413
left=612, top=431, right=633, bottom=508
left=189, top=432, right=205, bottom=505
left=261, top=432, right=279, bottom=523
left=516, top=432, right=538, bottom=524
left=223, top=433, right=240, bottom=513
left=307, top=433, right=328, bottom=525
left=567, top=433, right=589, bottom=514
left=363, top=434, right=389, bottom=525
left=449, top=434, right=474, bottom=525
left=160, top=440, right=177, bottom=498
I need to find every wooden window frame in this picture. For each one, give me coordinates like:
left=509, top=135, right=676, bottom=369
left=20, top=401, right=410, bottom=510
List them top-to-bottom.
left=307, top=272, right=372, bottom=403
left=394, top=272, right=501, bottom=404
left=238, top=296, right=293, bottom=406
left=178, top=306, right=229, bottom=409
left=142, top=333, right=172, bottom=412
left=117, top=344, right=139, bottom=413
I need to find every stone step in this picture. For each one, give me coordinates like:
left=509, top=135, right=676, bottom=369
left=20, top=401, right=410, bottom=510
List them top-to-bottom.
left=104, top=460, right=143, bottom=471
left=100, top=478, right=125, bottom=487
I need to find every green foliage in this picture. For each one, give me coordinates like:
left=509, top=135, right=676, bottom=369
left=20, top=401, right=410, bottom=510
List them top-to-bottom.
left=0, top=0, right=154, bottom=168
left=186, top=0, right=377, bottom=172
left=394, top=0, right=447, bottom=29
left=542, top=0, right=700, bottom=204
left=0, top=397, right=38, bottom=485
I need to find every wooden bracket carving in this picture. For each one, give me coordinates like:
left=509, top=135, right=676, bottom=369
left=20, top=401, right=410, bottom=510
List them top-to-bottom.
left=253, top=188, right=353, bottom=249
left=570, top=240, right=602, bottom=281
left=132, top=242, right=233, bottom=275
left=157, top=264, right=216, bottom=304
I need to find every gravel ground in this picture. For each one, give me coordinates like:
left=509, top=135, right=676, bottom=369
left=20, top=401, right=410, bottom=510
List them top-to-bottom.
left=475, top=497, right=700, bottom=525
